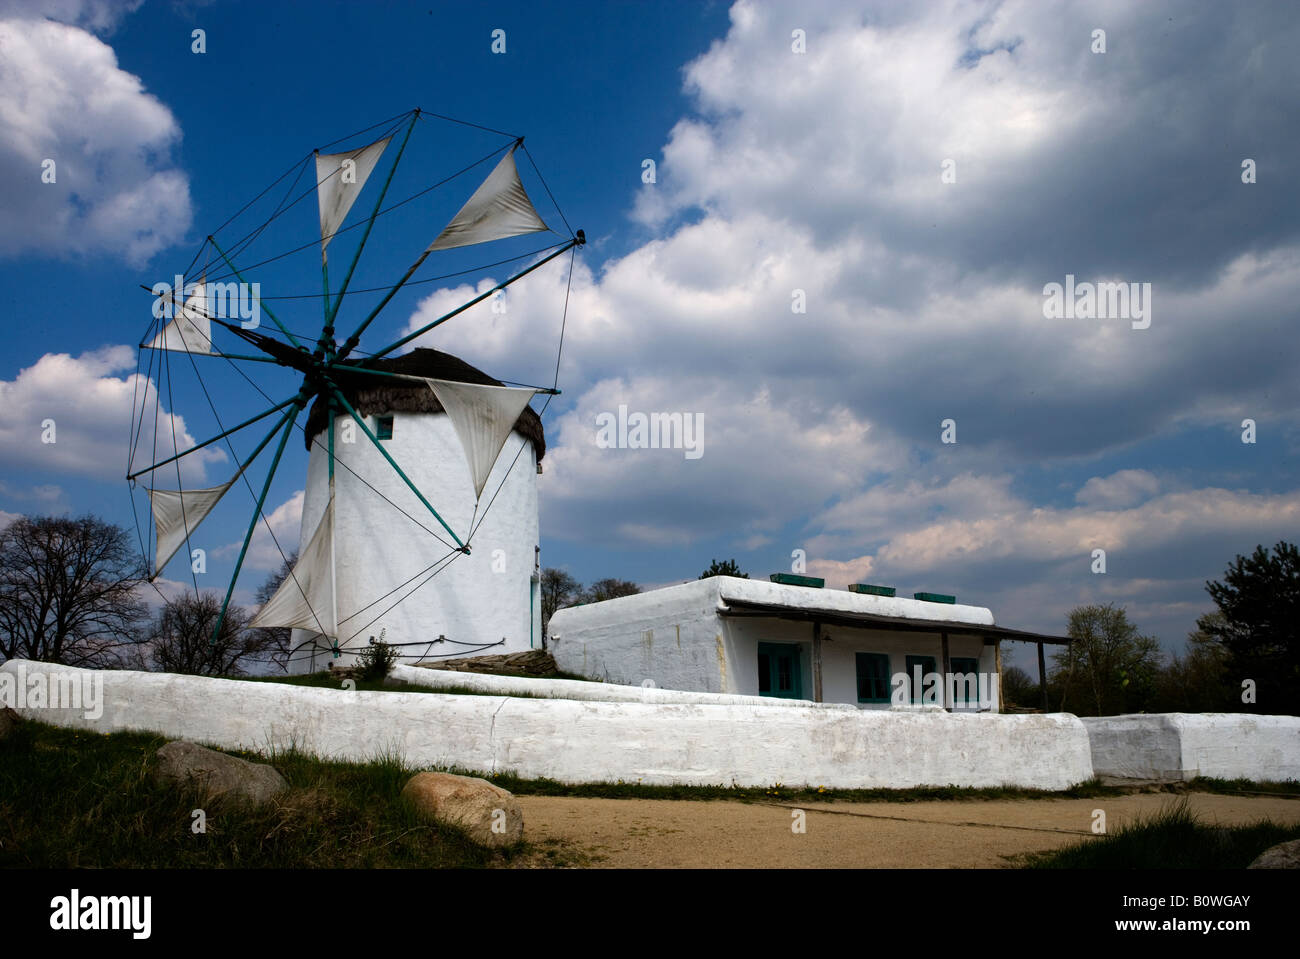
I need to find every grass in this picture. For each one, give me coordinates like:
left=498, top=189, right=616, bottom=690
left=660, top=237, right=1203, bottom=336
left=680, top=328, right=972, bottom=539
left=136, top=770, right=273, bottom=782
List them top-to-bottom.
left=236, top=672, right=546, bottom=698
left=0, top=717, right=573, bottom=868
left=1187, top=776, right=1300, bottom=798
left=1018, top=795, right=1300, bottom=869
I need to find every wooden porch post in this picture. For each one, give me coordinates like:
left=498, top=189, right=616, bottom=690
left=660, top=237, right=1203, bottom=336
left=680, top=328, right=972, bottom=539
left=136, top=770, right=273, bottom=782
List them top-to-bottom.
left=812, top=620, right=824, bottom=703
left=940, top=631, right=951, bottom=711
left=994, top=640, right=1003, bottom=711
left=1037, top=641, right=1049, bottom=712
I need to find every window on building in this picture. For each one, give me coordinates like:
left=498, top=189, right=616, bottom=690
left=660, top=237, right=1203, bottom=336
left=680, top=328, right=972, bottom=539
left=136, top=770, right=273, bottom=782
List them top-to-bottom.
left=376, top=415, right=394, bottom=440
left=757, top=642, right=802, bottom=699
left=855, top=652, right=891, bottom=703
left=905, top=654, right=937, bottom=704
left=950, top=657, right=981, bottom=706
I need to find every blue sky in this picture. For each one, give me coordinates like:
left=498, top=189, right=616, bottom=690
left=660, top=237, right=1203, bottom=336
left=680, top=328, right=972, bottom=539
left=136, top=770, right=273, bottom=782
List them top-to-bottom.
left=1, top=0, right=1298, bottom=673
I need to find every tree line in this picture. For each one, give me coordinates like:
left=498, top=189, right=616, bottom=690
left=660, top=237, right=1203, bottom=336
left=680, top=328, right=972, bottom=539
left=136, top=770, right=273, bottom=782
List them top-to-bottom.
left=1000, top=542, right=1300, bottom=716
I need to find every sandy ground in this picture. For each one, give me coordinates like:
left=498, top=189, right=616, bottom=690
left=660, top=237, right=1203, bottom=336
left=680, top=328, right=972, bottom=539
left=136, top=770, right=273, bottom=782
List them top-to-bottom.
left=518, top=792, right=1300, bottom=868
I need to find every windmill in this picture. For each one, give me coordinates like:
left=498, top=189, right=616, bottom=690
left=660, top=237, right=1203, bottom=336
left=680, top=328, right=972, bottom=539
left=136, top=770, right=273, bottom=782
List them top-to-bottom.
left=126, top=108, right=582, bottom=671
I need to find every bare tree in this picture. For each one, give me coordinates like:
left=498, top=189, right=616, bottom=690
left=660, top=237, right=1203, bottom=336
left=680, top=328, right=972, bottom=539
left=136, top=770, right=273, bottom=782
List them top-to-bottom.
left=0, top=514, right=148, bottom=666
left=250, top=551, right=297, bottom=673
left=540, top=568, right=580, bottom=645
left=579, top=578, right=640, bottom=604
left=148, top=592, right=276, bottom=676
left=1052, top=604, right=1161, bottom=715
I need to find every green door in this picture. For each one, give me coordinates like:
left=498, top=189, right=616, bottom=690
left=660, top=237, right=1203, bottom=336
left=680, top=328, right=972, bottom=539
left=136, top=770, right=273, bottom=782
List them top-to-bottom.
left=757, top=642, right=803, bottom=699
left=905, top=655, right=937, bottom=704
left=950, top=656, right=981, bottom=707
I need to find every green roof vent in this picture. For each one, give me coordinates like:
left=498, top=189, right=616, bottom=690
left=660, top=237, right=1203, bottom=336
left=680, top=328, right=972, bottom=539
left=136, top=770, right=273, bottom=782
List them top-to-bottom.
left=770, top=573, right=825, bottom=588
left=849, top=583, right=896, bottom=597
left=914, top=592, right=956, bottom=604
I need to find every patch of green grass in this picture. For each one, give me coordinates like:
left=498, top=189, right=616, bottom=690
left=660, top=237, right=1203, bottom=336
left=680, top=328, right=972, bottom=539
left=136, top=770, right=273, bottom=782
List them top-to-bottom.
left=0, top=718, right=569, bottom=868
left=1188, top=777, right=1300, bottom=798
left=1017, top=796, right=1300, bottom=869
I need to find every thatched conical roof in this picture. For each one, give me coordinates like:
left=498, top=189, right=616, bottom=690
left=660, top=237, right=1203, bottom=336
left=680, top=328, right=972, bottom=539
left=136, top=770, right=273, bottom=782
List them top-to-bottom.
left=304, top=348, right=545, bottom=460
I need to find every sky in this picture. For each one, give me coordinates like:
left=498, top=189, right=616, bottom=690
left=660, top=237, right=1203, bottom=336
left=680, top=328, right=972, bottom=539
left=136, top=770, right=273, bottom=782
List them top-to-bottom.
left=0, top=0, right=1297, bottom=673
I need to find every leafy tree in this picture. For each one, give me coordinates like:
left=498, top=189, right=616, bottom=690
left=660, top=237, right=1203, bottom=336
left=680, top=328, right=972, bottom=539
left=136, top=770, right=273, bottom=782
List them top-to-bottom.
left=0, top=514, right=148, bottom=667
left=1200, top=541, right=1300, bottom=715
left=250, top=551, right=297, bottom=673
left=699, top=558, right=748, bottom=579
left=540, top=567, right=580, bottom=644
left=579, top=578, right=640, bottom=604
left=148, top=592, right=277, bottom=676
left=1052, top=604, right=1161, bottom=716
left=1149, top=613, right=1237, bottom=713
left=999, top=665, right=1038, bottom=708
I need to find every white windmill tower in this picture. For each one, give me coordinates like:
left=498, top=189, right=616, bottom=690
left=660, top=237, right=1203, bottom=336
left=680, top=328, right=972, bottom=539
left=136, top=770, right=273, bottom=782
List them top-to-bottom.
left=126, top=108, right=581, bottom=673
left=283, top=348, right=549, bottom=672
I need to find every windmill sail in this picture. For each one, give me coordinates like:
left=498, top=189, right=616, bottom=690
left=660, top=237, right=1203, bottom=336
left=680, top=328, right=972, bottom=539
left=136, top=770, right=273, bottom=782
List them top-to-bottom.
left=315, top=136, right=392, bottom=260
left=427, top=145, right=548, bottom=252
left=148, top=280, right=214, bottom=354
left=424, top=378, right=538, bottom=498
left=148, top=479, right=235, bottom=578
left=249, top=497, right=337, bottom=636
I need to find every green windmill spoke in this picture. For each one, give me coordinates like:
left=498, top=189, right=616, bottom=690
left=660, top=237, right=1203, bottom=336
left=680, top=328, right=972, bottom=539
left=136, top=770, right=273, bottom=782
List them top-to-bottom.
left=211, top=398, right=307, bottom=644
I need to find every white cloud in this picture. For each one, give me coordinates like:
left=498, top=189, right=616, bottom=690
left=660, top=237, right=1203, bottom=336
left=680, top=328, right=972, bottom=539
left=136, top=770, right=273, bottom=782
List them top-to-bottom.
left=0, top=0, right=142, bottom=33
left=0, top=16, right=190, bottom=265
left=0, top=346, right=225, bottom=483
left=540, top=374, right=896, bottom=547
left=1076, top=469, right=1161, bottom=509
left=807, top=480, right=1300, bottom=583
left=216, top=488, right=303, bottom=573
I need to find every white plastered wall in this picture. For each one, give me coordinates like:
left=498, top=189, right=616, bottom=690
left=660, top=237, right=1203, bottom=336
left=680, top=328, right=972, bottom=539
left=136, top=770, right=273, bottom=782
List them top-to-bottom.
left=290, top=410, right=538, bottom=672
left=1, top=661, right=1092, bottom=790
left=1082, top=714, right=1300, bottom=781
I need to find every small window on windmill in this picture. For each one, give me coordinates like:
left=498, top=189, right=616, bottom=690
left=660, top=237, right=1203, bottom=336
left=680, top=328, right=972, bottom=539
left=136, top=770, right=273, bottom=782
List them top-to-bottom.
left=376, top=415, right=394, bottom=441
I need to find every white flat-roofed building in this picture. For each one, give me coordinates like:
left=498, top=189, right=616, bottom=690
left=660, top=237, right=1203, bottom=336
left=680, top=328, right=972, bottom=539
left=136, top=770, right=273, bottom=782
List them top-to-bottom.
left=548, top=575, right=1070, bottom=711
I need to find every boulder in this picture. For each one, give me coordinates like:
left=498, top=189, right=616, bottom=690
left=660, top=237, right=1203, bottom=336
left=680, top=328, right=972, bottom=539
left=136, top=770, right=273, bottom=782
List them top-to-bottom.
left=0, top=706, right=21, bottom=740
left=154, top=741, right=288, bottom=807
left=401, top=771, right=523, bottom=847
left=1248, top=838, right=1300, bottom=869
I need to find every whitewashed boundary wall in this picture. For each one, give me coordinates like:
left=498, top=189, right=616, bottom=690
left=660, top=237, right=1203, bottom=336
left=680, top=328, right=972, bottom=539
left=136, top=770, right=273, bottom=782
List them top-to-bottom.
left=2, top=661, right=1092, bottom=790
left=391, top=664, right=857, bottom=709
left=1082, top=714, right=1300, bottom=782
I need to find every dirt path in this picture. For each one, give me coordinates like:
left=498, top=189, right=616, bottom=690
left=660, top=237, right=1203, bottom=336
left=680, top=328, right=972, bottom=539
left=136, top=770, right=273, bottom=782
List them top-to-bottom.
left=518, top=793, right=1300, bottom=868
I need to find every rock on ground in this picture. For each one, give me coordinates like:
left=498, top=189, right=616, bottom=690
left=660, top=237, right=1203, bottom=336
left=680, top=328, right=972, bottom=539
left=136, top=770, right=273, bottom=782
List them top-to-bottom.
left=154, top=741, right=288, bottom=807
left=401, top=771, right=524, bottom=848
left=1248, top=838, right=1300, bottom=869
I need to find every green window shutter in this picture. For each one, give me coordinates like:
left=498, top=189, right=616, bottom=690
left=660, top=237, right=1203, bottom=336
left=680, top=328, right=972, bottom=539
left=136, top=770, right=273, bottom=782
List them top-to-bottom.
left=855, top=652, right=891, bottom=703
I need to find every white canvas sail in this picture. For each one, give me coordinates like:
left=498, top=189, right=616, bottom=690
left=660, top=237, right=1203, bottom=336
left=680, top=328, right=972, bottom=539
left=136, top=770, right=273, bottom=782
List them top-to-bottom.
left=315, top=136, right=392, bottom=259
left=427, top=145, right=549, bottom=252
left=148, top=280, right=213, bottom=354
left=424, top=378, right=537, bottom=498
left=148, top=479, right=234, bottom=577
left=249, top=497, right=337, bottom=636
